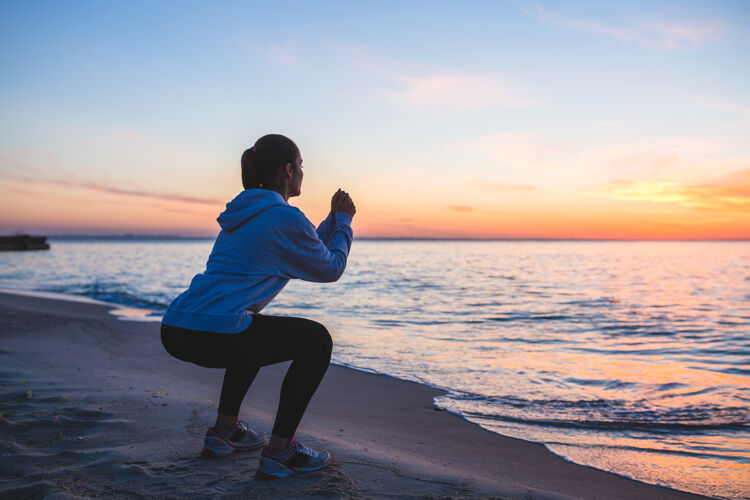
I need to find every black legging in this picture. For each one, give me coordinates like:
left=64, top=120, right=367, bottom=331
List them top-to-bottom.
left=160, top=314, right=332, bottom=438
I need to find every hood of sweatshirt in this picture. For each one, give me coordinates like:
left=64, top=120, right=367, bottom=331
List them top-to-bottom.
left=217, top=189, right=288, bottom=232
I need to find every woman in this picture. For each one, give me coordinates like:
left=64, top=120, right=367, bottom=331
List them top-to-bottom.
left=160, top=134, right=356, bottom=480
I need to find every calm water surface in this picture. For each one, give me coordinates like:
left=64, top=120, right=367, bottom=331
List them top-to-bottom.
left=1, top=240, right=748, bottom=499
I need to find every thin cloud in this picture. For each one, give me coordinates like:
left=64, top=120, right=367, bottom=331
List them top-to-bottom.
left=519, top=3, right=723, bottom=51
left=522, top=3, right=629, bottom=40
left=267, top=44, right=299, bottom=67
left=349, top=48, right=536, bottom=111
left=390, top=72, right=536, bottom=111
left=691, top=96, right=750, bottom=119
left=594, top=121, right=626, bottom=128
left=454, top=132, right=569, bottom=168
left=583, top=138, right=722, bottom=178
left=585, top=169, right=750, bottom=212
left=13, top=178, right=222, bottom=205
left=84, top=182, right=221, bottom=205
left=481, top=183, right=537, bottom=191
left=6, top=186, right=40, bottom=196
left=95, top=198, right=216, bottom=216
left=158, top=205, right=217, bottom=216
left=446, top=205, right=476, bottom=212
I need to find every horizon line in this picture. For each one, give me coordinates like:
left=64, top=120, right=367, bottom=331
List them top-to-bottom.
left=37, top=234, right=750, bottom=242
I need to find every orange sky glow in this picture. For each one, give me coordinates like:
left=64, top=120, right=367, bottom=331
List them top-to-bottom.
left=1, top=2, right=748, bottom=240
left=1, top=168, right=747, bottom=239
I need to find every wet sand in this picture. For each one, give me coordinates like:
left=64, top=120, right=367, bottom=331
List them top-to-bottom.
left=0, top=291, right=710, bottom=499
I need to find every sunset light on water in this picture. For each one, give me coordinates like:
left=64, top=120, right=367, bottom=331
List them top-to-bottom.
left=2, top=240, right=747, bottom=497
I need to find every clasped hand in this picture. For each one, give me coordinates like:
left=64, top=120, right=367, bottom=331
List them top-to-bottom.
left=331, top=189, right=356, bottom=217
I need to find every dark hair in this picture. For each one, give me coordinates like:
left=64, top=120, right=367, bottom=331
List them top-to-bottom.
left=241, top=134, right=300, bottom=190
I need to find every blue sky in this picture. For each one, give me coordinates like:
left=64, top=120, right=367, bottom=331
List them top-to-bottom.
left=1, top=1, right=748, bottom=237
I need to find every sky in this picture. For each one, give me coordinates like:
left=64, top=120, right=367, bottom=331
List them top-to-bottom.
left=1, top=0, right=748, bottom=239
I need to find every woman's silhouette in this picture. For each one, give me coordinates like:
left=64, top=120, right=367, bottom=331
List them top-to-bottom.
left=161, top=134, right=355, bottom=479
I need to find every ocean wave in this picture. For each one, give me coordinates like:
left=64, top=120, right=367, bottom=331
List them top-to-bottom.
left=46, top=283, right=170, bottom=311
left=486, top=313, right=572, bottom=322
left=437, top=394, right=750, bottom=432
left=461, top=410, right=749, bottom=432
left=543, top=440, right=746, bottom=463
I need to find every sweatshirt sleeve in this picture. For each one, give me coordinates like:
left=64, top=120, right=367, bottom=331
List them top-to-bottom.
left=276, top=210, right=353, bottom=283
left=315, top=211, right=336, bottom=244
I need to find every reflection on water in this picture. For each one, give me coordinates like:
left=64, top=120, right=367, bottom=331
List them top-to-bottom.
left=1, top=240, right=748, bottom=498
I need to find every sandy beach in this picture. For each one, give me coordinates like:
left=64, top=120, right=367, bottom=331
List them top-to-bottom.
left=0, top=291, right=712, bottom=499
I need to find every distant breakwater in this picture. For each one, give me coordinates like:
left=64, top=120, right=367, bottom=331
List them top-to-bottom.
left=0, top=235, right=49, bottom=251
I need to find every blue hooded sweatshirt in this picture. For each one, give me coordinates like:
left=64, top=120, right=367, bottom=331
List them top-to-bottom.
left=162, top=189, right=353, bottom=333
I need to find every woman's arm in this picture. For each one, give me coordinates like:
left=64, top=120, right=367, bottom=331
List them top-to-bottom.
left=277, top=209, right=354, bottom=283
left=315, top=212, right=336, bottom=244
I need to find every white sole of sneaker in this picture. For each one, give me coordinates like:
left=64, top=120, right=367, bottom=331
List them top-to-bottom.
left=254, top=455, right=331, bottom=480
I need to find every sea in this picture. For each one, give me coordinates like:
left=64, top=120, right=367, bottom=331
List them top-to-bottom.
left=1, top=239, right=748, bottom=499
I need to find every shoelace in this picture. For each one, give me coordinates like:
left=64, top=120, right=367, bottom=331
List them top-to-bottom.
left=212, top=420, right=247, bottom=440
left=295, top=440, right=314, bottom=456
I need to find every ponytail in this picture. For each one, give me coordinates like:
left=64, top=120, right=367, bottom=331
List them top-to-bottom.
left=241, top=146, right=259, bottom=189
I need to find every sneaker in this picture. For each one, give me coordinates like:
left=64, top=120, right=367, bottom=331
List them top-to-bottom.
left=200, top=420, right=266, bottom=458
left=254, top=436, right=331, bottom=480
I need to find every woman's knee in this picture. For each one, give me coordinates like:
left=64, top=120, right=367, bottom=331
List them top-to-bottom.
left=307, top=321, right=333, bottom=358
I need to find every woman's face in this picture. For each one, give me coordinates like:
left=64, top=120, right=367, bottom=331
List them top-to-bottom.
left=290, top=154, right=304, bottom=197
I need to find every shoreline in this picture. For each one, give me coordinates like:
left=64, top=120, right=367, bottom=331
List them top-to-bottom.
left=0, top=286, right=706, bottom=493
left=0, top=291, right=713, bottom=499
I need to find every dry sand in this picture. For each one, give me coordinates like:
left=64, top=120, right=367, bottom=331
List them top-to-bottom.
left=0, top=291, right=711, bottom=499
